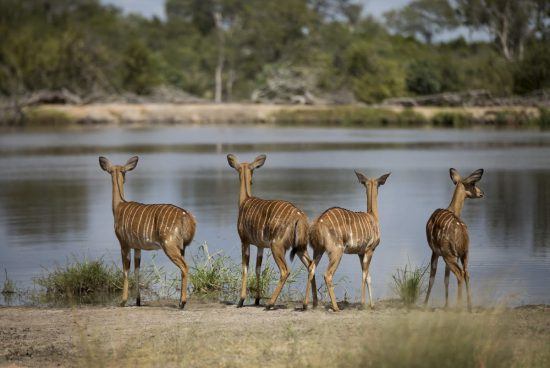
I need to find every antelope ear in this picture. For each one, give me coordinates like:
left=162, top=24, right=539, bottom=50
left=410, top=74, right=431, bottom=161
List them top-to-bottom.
left=227, top=154, right=240, bottom=170
left=250, top=154, right=266, bottom=170
left=99, top=156, right=112, bottom=173
left=123, top=156, right=139, bottom=172
left=450, top=168, right=461, bottom=185
left=463, top=169, right=484, bottom=184
left=355, top=170, right=368, bottom=184
left=377, top=172, right=391, bottom=186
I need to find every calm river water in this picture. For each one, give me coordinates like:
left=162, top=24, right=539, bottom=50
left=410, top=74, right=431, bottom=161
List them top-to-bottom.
left=1, top=126, right=549, bottom=306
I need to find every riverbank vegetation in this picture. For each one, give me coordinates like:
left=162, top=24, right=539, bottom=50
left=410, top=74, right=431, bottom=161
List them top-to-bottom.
left=0, top=0, right=548, bottom=105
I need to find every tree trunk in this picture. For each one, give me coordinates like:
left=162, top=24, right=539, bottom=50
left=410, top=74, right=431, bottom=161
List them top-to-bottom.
left=214, top=11, right=224, bottom=104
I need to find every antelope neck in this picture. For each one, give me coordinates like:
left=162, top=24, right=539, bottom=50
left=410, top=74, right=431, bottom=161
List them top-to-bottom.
left=238, top=168, right=252, bottom=206
left=111, top=170, right=126, bottom=215
left=366, top=183, right=379, bottom=221
left=447, top=183, right=466, bottom=217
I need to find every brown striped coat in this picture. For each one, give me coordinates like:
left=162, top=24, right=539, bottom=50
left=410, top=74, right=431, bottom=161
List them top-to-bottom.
left=227, top=154, right=315, bottom=310
left=99, top=156, right=196, bottom=309
left=424, top=168, right=484, bottom=311
left=309, top=170, right=390, bottom=311
left=115, top=202, right=195, bottom=251
left=309, top=207, right=380, bottom=255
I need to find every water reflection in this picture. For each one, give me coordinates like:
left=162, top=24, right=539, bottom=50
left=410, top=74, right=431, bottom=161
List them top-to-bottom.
left=0, top=127, right=549, bottom=305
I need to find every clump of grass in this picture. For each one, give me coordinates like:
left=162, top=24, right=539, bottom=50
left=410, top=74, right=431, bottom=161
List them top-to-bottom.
left=190, top=243, right=237, bottom=296
left=34, top=256, right=149, bottom=301
left=391, top=262, right=428, bottom=307
left=2, top=269, right=17, bottom=294
left=339, top=311, right=518, bottom=368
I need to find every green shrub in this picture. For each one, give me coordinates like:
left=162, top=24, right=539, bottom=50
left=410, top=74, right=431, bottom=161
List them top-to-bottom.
left=406, top=60, right=441, bottom=95
left=23, top=106, right=73, bottom=127
left=34, top=256, right=146, bottom=299
left=391, top=263, right=427, bottom=306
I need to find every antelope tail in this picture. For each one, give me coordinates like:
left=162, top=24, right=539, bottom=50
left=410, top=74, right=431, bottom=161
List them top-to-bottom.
left=290, top=218, right=308, bottom=262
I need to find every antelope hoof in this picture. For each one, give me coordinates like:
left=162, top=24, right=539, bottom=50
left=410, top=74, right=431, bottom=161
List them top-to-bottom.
left=136, top=297, right=141, bottom=307
left=254, top=298, right=261, bottom=306
left=237, top=299, right=245, bottom=308
left=120, top=300, right=127, bottom=307
left=179, top=301, right=186, bottom=309
left=312, top=301, right=318, bottom=309
left=265, top=304, right=274, bottom=310
left=302, top=304, right=308, bottom=311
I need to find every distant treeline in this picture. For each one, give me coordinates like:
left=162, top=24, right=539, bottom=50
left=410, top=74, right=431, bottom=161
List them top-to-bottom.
left=0, top=0, right=548, bottom=103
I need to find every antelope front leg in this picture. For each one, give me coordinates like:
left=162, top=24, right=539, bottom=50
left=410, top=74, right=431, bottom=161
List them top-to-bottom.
left=238, top=243, right=250, bottom=308
left=266, top=244, right=289, bottom=310
left=120, top=247, right=131, bottom=307
left=324, top=247, right=343, bottom=312
left=255, top=248, right=264, bottom=306
left=134, top=249, right=141, bottom=306
left=363, top=249, right=375, bottom=309
left=424, top=252, right=438, bottom=307
left=358, top=253, right=366, bottom=306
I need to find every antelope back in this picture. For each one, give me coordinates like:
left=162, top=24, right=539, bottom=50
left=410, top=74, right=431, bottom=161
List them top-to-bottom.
left=238, top=197, right=307, bottom=247
left=115, top=202, right=196, bottom=250
left=313, top=207, right=380, bottom=253
left=426, top=208, right=469, bottom=257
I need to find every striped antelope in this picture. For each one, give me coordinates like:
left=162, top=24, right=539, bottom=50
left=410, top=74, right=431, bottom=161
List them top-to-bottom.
left=227, top=154, right=316, bottom=310
left=99, top=156, right=196, bottom=309
left=424, top=168, right=484, bottom=311
left=309, top=170, right=390, bottom=312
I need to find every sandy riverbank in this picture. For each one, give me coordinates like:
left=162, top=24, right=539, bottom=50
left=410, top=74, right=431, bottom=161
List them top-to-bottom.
left=15, top=103, right=543, bottom=129
left=1, top=301, right=549, bottom=367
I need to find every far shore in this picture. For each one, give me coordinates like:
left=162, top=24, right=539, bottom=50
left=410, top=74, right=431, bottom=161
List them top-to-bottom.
left=4, top=103, right=546, bottom=130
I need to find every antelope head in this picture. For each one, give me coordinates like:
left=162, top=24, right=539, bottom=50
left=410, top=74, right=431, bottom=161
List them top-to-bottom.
left=227, top=154, right=266, bottom=204
left=99, top=156, right=139, bottom=211
left=450, top=168, right=484, bottom=199
left=354, top=170, right=391, bottom=218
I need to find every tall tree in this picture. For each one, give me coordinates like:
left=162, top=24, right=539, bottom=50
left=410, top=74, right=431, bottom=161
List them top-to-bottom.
left=384, top=0, right=458, bottom=44
left=454, top=0, right=547, bottom=60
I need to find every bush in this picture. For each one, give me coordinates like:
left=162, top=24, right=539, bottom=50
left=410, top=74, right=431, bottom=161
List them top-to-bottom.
left=406, top=60, right=441, bottom=95
left=34, top=256, right=147, bottom=299
left=391, top=263, right=427, bottom=306
left=2, top=269, right=16, bottom=294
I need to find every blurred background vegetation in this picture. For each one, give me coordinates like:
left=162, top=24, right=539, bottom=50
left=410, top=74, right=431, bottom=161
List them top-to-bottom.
left=0, top=0, right=548, bottom=103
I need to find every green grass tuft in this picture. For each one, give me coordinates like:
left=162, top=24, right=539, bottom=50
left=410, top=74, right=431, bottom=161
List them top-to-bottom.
left=34, top=256, right=151, bottom=302
left=391, top=262, right=428, bottom=306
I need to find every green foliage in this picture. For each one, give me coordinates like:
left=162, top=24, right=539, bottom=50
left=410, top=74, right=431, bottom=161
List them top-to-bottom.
left=0, top=0, right=546, bottom=102
left=121, top=40, right=162, bottom=94
left=513, top=40, right=550, bottom=94
left=406, top=60, right=441, bottom=95
left=538, top=108, right=550, bottom=130
left=432, top=111, right=475, bottom=128
left=34, top=256, right=148, bottom=299
left=391, top=263, right=428, bottom=306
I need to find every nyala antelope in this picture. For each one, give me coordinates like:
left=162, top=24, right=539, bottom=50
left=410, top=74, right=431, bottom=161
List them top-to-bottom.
left=227, top=154, right=316, bottom=310
left=99, top=156, right=196, bottom=309
left=424, top=168, right=484, bottom=311
left=309, top=170, right=390, bottom=312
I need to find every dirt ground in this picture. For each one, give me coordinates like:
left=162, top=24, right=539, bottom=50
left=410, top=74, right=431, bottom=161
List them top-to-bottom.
left=1, top=300, right=549, bottom=368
